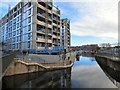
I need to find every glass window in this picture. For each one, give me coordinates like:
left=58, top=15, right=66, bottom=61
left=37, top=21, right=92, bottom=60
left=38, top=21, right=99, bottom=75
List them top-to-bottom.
left=28, top=2, right=31, bottom=7
left=28, top=9, right=31, bottom=15
left=17, top=17, right=19, bottom=22
left=28, top=17, right=31, bottom=23
left=17, top=23, right=19, bottom=28
left=28, top=25, right=31, bottom=31
left=17, top=30, right=19, bottom=35
left=13, top=31, right=16, bottom=36
left=28, top=33, right=31, bottom=40
left=28, top=41, right=30, bottom=48
left=16, top=43, right=18, bottom=49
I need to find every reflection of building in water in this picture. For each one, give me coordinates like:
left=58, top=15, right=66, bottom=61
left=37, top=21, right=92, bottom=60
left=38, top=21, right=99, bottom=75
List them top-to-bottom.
left=96, top=58, right=120, bottom=88
left=3, top=68, right=71, bottom=88
left=61, top=68, right=71, bottom=88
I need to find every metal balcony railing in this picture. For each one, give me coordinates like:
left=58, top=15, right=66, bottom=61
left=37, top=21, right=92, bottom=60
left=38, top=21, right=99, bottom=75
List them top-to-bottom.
left=37, top=13, right=45, bottom=18
left=37, top=29, right=45, bottom=33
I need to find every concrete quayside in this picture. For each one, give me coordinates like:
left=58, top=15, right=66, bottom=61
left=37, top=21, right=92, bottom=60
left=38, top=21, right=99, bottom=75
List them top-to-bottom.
left=3, top=52, right=76, bottom=76
left=95, top=55, right=120, bottom=72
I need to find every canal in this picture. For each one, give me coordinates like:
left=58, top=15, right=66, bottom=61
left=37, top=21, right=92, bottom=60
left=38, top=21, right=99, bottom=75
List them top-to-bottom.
left=2, top=55, right=119, bottom=88
left=72, top=56, right=117, bottom=88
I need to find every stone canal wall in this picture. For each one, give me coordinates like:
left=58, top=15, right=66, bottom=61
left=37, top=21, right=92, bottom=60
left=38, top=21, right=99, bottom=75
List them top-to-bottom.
left=4, top=52, right=76, bottom=76
left=95, top=55, right=120, bottom=72
left=95, top=55, right=120, bottom=88
left=4, top=60, right=74, bottom=76
left=4, top=60, right=46, bottom=76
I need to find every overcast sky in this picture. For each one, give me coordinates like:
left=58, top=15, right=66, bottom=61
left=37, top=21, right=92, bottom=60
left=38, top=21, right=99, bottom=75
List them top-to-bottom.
left=0, top=0, right=119, bottom=46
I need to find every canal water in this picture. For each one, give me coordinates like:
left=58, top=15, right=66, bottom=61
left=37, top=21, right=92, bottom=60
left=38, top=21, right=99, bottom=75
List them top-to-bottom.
left=2, top=56, right=119, bottom=88
left=71, top=56, right=117, bottom=88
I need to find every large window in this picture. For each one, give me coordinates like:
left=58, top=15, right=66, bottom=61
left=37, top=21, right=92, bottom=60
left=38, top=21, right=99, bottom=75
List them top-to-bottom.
left=28, top=2, right=31, bottom=7
left=28, top=9, right=31, bottom=15
left=17, top=17, right=19, bottom=22
left=28, top=17, right=31, bottom=23
left=17, top=23, right=19, bottom=28
left=28, top=25, right=31, bottom=31
left=17, top=30, right=19, bottom=35
left=13, top=31, right=16, bottom=36
left=28, top=33, right=31, bottom=40
left=17, top=36, right=19, bottom=42
left=28, top=41, right=30, bottom=48
left=16, top=43, right=18, bottom=49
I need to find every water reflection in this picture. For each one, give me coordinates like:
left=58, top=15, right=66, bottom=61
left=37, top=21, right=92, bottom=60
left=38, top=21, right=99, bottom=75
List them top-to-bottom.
left=72, top=56, right=117, bottom=88
left=3, top=68, right=71, bottom=88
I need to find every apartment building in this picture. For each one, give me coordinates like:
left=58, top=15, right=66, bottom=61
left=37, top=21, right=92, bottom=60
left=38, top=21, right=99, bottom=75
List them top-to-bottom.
left=0, top=0, right=60, bottom=51
left=60, top=18, right=70, bottom=52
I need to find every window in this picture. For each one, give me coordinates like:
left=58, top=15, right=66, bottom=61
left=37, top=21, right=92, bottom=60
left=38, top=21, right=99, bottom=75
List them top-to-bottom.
left=28, top=2, right=31, bottom=7
left=18, top=4, right=20, bottom=9
left=28, top=9, right=31, bottom=15
left=14, top=13, right=17, bottom=18
left=19, top=14, right=22, bottom=20
left=17, top=17, right=19, bottom=22
left=28, top=17, right=31, bottom=23
left=14, top=18, right=16, bottom=24
left=10, top=21, right=12, bottom=26
left=20, top=22, right=22, bottom=27
left=17, top=23, right=19, bottom=28
left=13, top=25, right=16, bottom=30
left=28, top=25, right=31, bottom=31
left=17, top=30, right=19, bottom=35
left=13, top=31, right=16, bottom=36
left=28, top=33, right=31, bottom=39
left=17, top=36, right=19, bottom=42
left=18, top=36, right=20, bottom=41
left=13, top=37, right=15, bottom=42
left=28, top=41, right=30, bottom=48
left=16, top=43, right=18, bottom=49
left=13, top=44, right=15, bottom=49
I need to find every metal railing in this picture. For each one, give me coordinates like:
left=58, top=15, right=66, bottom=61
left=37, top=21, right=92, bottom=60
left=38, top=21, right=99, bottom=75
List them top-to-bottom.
left=96, top=51, right=120, bottom=61
left=14, top=52, right=76, bottom=67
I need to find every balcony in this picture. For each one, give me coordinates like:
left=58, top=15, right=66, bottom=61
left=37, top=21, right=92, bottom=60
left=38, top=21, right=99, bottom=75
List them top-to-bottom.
left=40, top=0, right=53, bottom=6
left=37, top=4, right=46, bottom=11
left=52, top=6, right=60, bottom=16
left=48, top=9, right=52, bottom=14
left=37, top=13, right=45, bottom=18
left=48, top=16, right=52, bottom=21
left=53, top=17, right=57, bottom=20
left=37, top=20, right=46, bottom=26
left=53, top=23, right=57, bottom=27
left=48, top=24, right=52, bottom=28
left=58, top=24, right=61, bottom=28
left=37, top=29, right=45, bottom=34
left=53, top=29, right=57, bottom=32
left=57, top=30, right=60, bottom=33
left=48, top=32, right=52, bottom=35
left=53, top=35, right=57, bottom=38
left=68, top=35, right=70, bottom=38
left=58, top=36, right=60, bottom=39
left=36, top=38, right=45, bottom=42
left=48, top=39, right=52, bottom=43
left=53, top=42, right=58, bottom=45
left=37, top=47, right=44, bottom=50
left=48, top=47, right=52, bottom=50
